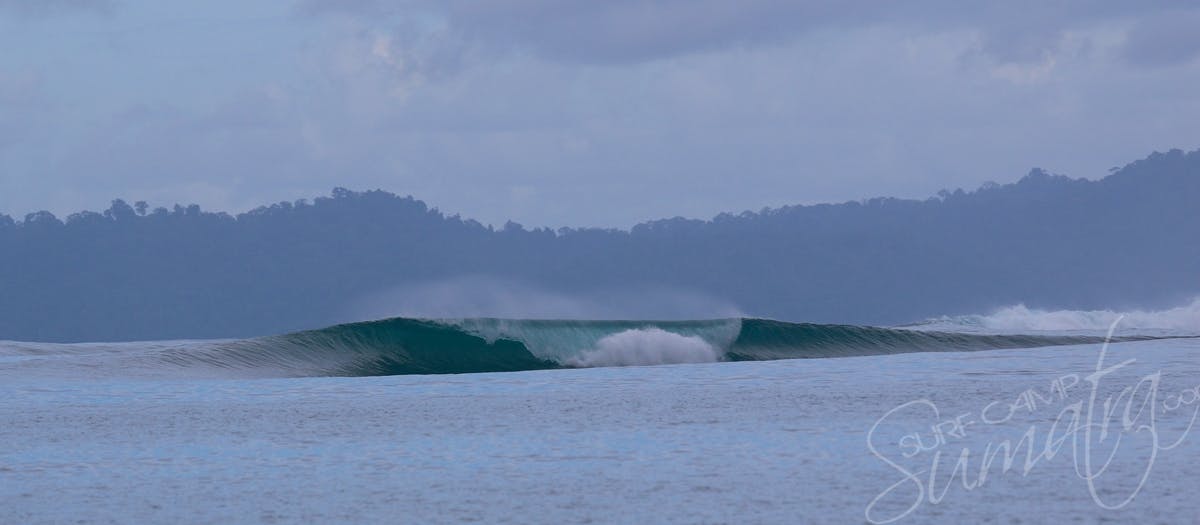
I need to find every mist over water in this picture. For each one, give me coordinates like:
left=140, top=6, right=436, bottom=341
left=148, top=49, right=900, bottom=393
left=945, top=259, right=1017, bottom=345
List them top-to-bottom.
left=344, top=276, right=746, bottom=321
left=911, top=298, right=1200, bottom=334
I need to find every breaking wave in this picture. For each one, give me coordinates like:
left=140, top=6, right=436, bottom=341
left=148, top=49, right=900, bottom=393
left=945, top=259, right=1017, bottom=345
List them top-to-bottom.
left=909, top=299, right=1200, bottom=334
left=1, top=317, right=1173, bottom=379
left=562, top=328, right=722, bottom=367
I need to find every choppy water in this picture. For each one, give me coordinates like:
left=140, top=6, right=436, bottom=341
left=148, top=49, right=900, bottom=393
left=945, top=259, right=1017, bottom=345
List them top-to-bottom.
left=4, top=331, right=1200, bottom=523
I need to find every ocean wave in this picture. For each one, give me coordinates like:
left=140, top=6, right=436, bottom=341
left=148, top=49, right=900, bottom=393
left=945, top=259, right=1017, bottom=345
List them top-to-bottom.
left=909, top=299, right=1200, bottom=334
left=2, top=316, right=1178, bottom=380
left=562, top=328, right=722, bottom=367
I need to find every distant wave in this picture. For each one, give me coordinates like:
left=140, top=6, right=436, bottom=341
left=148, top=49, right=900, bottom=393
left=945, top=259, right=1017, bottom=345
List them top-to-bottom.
left=908, top=299, right=1200, bottom=334
left=2, top=317, right=1180, bottom=379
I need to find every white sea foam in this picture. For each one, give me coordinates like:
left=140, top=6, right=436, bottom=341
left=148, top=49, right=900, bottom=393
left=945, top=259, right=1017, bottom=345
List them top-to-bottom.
left=915, top=298, right=1200, bottom=334
left=563, top=328, right=722, bottom=367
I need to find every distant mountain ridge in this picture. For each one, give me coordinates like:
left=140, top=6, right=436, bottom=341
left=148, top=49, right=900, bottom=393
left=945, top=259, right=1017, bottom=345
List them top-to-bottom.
left=1, top=148, right=1197, bottom=342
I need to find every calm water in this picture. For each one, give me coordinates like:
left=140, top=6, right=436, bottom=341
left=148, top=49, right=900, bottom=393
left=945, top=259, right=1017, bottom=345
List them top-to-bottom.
left=3, top=337, right=1199, bottom=524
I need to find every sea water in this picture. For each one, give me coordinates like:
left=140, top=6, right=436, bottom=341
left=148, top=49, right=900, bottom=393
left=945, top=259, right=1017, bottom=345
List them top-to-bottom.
left=3, top=333, right=1199, bottom=523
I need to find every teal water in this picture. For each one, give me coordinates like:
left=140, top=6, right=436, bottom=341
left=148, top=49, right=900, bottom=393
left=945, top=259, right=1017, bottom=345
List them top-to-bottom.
left=2, top=313, right=1198, bottom=523
left=0, top=317, right=1155, bottom=380
left=3, top=337, right=1200, bottom=523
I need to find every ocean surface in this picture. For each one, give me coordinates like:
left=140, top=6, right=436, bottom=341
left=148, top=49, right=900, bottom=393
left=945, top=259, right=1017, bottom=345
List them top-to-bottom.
left=3, top=306, right=1199, bottom=523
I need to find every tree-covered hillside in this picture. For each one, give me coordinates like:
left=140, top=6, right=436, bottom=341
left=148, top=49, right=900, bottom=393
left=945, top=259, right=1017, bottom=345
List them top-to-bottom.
left=2, top=149, right=1197, bottom=342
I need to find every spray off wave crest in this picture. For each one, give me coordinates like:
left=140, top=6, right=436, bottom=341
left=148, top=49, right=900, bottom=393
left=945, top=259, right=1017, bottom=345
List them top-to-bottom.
left=910, top=299, right=1200, bottom=334
left=3, top=317, right=1169, bottom=380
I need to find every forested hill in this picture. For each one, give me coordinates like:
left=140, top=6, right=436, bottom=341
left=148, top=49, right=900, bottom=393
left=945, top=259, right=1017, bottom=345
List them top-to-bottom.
left=2, top=148, right=1197, bottom=342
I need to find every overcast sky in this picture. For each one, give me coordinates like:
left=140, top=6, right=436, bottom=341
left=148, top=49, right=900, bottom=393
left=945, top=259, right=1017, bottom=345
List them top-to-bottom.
left=2, top=1, right=1199, bottom=227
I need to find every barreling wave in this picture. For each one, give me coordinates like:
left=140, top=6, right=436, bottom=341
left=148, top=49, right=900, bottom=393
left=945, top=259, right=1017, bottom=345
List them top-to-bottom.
left=1, top=317, right=1174, bottom=380
left=152, top=317, right=1161, bottom=378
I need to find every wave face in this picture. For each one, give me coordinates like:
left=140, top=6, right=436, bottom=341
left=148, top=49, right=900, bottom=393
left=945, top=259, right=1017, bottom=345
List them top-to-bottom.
left=2, top=317, right=1171, bottom=380
left=175, top=317, right=1150, bottom=378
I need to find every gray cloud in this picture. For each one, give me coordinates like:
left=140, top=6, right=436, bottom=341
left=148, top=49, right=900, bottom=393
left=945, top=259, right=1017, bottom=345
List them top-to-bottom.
left=0, top=0, right=112, bottom=16
left=297, top=0, right=1199, bottom=65
left=4, top=1, right=1200, bottom=228
left=1121, top=8, right=1200, bottom=67
left=0, top=71, right=49, bottom=151
left=44, top=89, right=332, bottom=215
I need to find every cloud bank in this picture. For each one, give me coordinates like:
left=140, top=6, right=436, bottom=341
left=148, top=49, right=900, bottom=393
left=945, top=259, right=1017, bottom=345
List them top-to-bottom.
left=1, top=1, right=1199, bottom=227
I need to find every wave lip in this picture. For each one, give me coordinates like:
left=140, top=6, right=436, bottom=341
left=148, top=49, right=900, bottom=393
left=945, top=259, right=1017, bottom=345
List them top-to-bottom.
left=4, top=316, right=1176, bottom=380
left=196, top=316, right=1154, bottom=378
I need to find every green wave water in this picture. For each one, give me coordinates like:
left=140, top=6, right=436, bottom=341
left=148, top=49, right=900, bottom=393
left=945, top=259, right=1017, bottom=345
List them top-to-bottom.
left=185, top=317, right=1151, bottom=377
